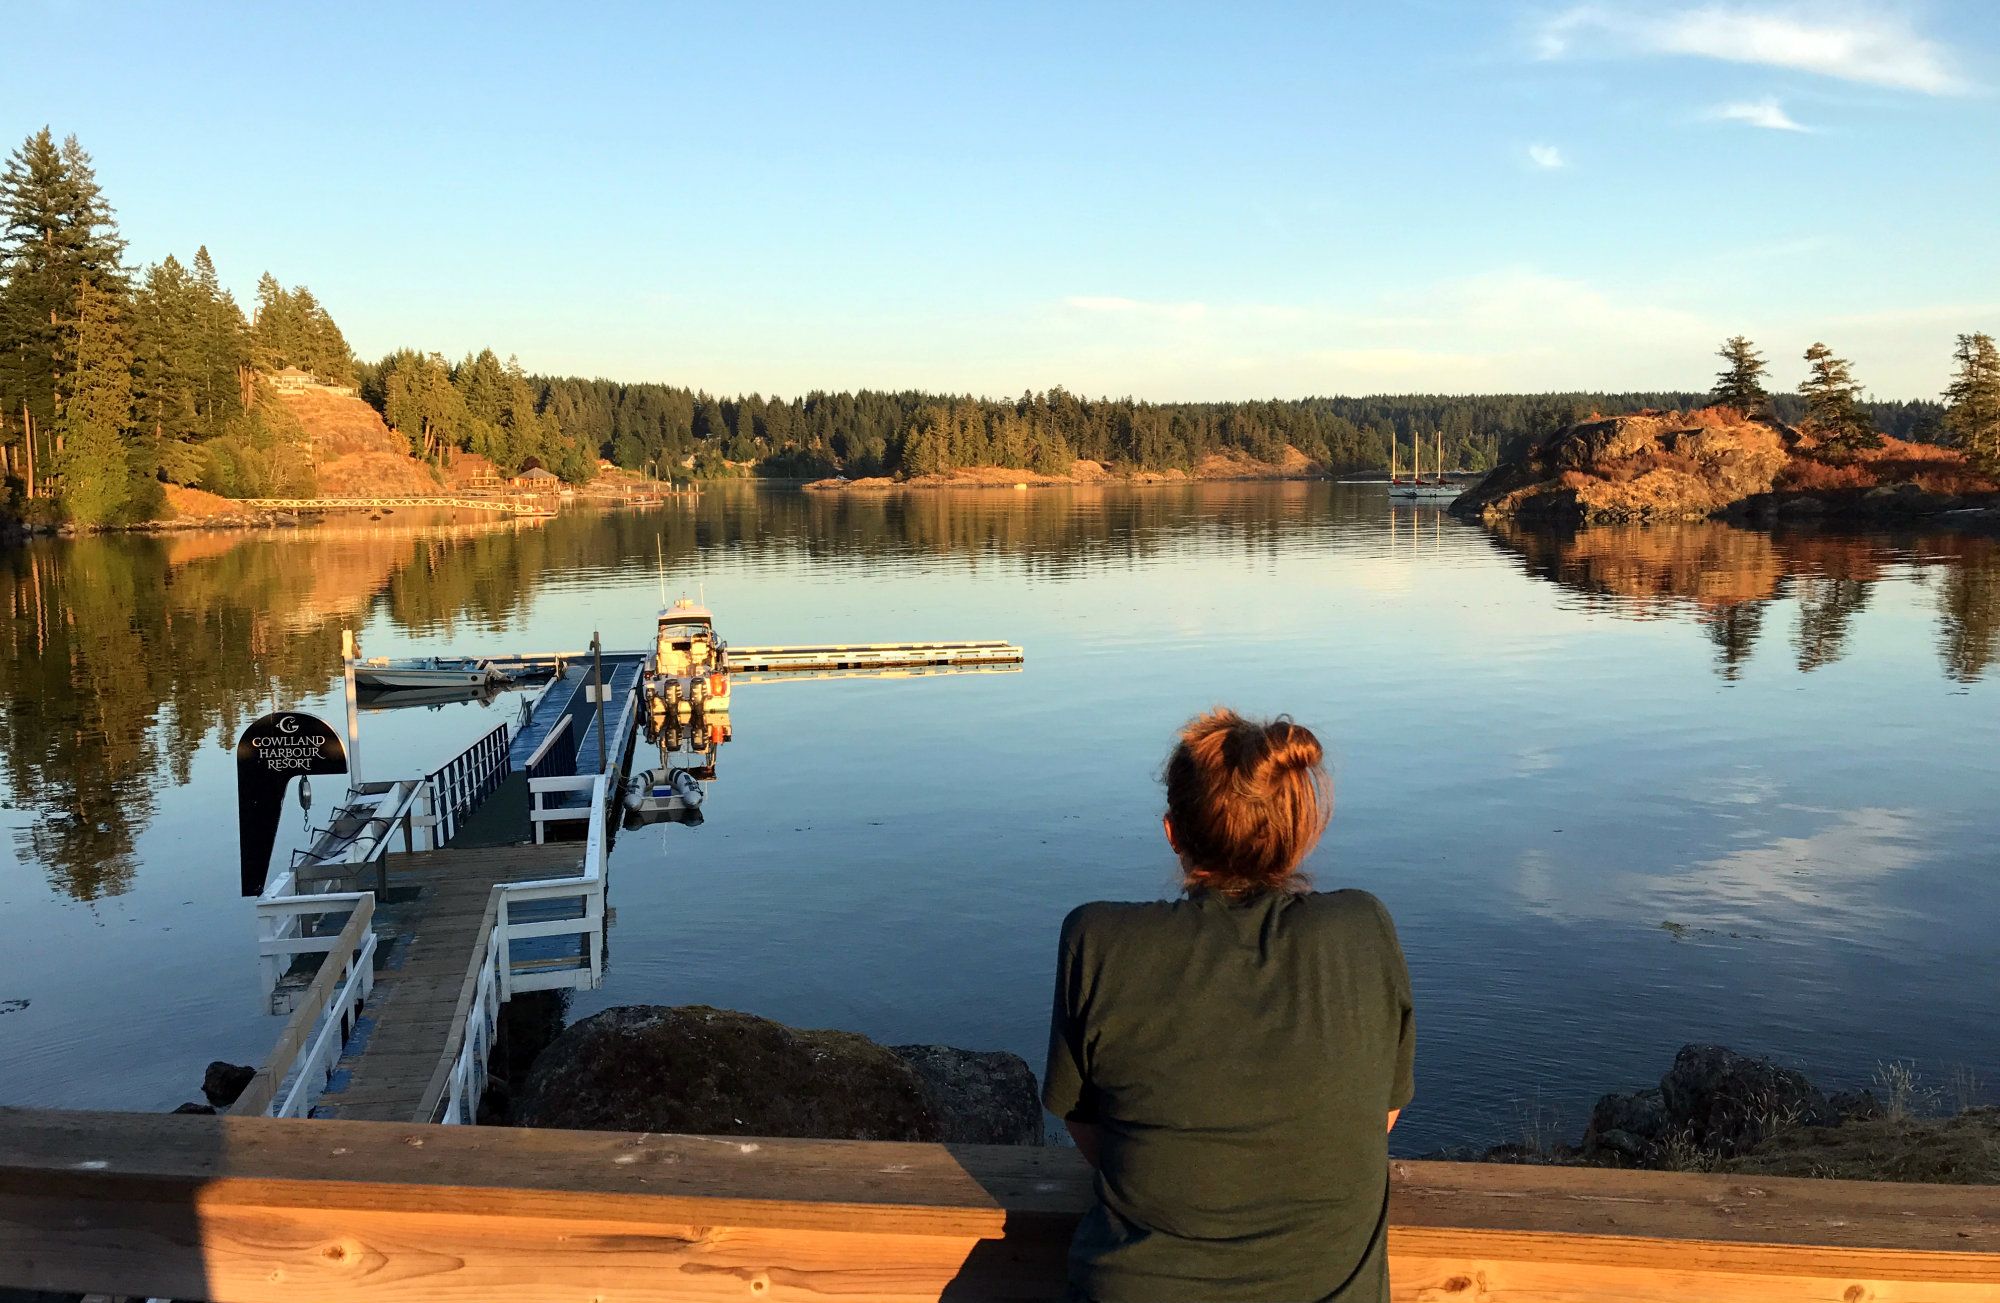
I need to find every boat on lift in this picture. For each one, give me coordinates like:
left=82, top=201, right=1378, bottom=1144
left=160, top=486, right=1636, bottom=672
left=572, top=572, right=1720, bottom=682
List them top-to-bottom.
left=644, top=596, right=732, bottom=716
left=352, top=656, right=513, bottom=691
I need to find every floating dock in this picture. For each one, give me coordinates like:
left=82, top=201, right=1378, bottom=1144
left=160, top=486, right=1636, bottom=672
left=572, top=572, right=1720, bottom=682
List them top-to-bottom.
left=727, top=640, right=1024, bottom=673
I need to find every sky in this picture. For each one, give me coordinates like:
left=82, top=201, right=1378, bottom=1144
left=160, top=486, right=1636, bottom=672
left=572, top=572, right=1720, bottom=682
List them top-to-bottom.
left=8, top=1, right=1997, bottom=400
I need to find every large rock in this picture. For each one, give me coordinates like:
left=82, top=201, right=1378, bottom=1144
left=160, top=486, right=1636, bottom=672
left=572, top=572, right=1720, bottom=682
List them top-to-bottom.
left=1453, top=411, right=1791, bottom=524
left=515, top=1005, right=1041, bottom=1143
left=890, top=1043, right=1043, bottom=1145
left=1657, top=1044, right=1834, bottom=1156
left=202, top=1060, right=256, bottom=1109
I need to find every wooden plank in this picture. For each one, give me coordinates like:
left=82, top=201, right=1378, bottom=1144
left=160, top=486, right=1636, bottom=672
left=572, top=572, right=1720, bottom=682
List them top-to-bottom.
left=411, top=886, right=506, bottom=1122
left=231, top=897, right=374, bottom=1118
left=3, top=1111, right=2000, bottom=1302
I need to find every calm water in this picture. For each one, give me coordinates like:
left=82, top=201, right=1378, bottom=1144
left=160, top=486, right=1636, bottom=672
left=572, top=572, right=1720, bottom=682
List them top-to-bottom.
left=2, top=485, right=1996, bottom=1154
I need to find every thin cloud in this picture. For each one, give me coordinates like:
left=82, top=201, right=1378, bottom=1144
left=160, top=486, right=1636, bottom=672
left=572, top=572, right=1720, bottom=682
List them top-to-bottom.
left=1536, top=4, right=1968, bottom=95
left=1711, top=96, right=1811, bottom=131
left=1527, top=143, right=1567, bottom=169
left=1062, top=295, right=1207, bottom=324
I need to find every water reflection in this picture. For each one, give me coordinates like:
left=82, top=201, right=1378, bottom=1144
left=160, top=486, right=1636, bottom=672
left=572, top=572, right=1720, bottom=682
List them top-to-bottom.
left=3, top=491, right=1997, bottom=905
left=1487, top=520, right=2000, bottom=683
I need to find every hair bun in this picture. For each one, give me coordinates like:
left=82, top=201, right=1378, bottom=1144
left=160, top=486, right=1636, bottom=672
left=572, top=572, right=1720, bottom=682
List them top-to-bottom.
left=1260, top=718, right=1323, bottom=773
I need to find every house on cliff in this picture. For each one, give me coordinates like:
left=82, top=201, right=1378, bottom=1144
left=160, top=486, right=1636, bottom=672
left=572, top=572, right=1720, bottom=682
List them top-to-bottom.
left=265, top=365, right=358, bottom=398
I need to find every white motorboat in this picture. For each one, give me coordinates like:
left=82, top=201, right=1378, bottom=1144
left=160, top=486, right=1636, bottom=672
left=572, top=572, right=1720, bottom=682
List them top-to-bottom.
left=1390, top=429, right=1463, bottom=501
left=644, top=596, right=733, bottom=715
left=353, top=656, right=511, bottom=691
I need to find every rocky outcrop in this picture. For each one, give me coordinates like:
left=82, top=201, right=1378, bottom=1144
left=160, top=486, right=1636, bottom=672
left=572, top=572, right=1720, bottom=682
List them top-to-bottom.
left=1454, top=412, right=1792, bottom=524
left=512, top=1005, right=1041, bottom=1144
left=890, top=1043, right=1044, bottom=1145
left=1582, top=1044, right=1834, bottom=1164
left=202, top=1060, right=255, bottom=1109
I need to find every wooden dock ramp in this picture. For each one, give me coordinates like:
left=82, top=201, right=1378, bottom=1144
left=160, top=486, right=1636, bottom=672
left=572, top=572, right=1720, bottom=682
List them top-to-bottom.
left=305, top=844, right=580, bottom=1122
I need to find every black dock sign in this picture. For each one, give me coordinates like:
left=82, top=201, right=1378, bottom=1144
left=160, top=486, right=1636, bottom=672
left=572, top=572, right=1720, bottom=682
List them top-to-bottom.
left=237, top=711, right=348, bottom=896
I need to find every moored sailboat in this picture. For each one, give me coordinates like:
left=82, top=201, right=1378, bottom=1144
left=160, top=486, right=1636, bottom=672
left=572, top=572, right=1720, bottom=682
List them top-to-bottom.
left=1390, top=429, right=1461, bottom=500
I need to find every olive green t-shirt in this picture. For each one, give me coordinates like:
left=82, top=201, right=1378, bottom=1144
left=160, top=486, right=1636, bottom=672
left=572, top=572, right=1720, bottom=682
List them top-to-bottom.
left=1043, top=888, right=1415, bottom=1303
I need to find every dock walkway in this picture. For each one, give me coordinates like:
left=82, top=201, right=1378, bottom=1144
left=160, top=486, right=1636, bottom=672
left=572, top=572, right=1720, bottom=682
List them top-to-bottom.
left=306, top=844, right=579, bottom=1122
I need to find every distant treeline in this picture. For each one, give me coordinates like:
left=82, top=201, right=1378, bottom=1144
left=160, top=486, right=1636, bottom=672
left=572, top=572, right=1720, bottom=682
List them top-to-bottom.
left=0, top=125, right=1968, bottom=526
left=523, top=381, right=1948, bottom=481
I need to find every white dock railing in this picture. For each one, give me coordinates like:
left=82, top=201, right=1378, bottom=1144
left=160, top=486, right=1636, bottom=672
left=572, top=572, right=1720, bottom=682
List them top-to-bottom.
left=422, top=720, right=512, bottom=847
left=255, top=722, right=516, bottom=1001
left=430, top=774, right=613, bottom=1125
left=231, top=896, right=377, bottom=1120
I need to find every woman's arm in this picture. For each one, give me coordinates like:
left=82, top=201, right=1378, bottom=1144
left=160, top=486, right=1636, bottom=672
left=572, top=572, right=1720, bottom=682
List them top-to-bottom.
left=1387, top=1109, right=1400, bottom=1133
left=1066, top=1119, right=1104, bottom=1168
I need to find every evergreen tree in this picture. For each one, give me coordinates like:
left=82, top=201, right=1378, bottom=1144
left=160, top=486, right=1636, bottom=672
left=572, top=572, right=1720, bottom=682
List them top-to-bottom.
left=0, top=128, right=127, bottom=498
left=189, top=247, right=251, bottom=424
left=130, top=254, right=207, bottom=482
left=250, top=273, right=295, bottom=371
left=53, top=279, right=138, bottom=524
left=1943, top=332, right=2000, bottom=474
left=1710, top=335, right=1770, bottom=417
left=1798, top=342, right=1880, bottom=456
left=381, top=350, right=464, bottom=463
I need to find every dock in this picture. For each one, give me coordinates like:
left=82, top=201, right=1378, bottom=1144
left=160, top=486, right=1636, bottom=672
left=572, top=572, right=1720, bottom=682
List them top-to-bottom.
left=238, top=634, right=1017, bottom=1128
left=729, top=640, right=1024, bottom=673
left=243, top=648, right=641, bottom=1125
left=289, top=843, right=578, bottom=1122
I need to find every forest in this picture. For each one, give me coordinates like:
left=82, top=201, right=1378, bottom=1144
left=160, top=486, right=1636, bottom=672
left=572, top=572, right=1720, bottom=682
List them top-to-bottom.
left=0, top=127, right=1985, bottom=527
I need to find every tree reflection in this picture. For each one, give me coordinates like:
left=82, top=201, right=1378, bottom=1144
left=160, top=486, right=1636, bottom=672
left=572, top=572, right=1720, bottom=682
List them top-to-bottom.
left=1483, top=518, right=2000, bottom=683
left=0, top=521, right=522, bottom=899
left=1936, top=538, right=2000, bottom=683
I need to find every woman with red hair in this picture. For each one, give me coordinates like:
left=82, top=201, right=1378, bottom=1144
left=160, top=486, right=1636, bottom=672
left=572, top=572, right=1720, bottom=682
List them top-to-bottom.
left=1044, top=708, right=1414, bottom=1303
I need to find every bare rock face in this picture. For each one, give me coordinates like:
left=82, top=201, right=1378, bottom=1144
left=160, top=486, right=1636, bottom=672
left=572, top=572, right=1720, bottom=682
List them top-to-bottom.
left=1453, top=412, right=1791, bottom=524
left=513, top=1006, right=1039, bottom=1143
left=889, top=1043, right=1044, bottom=1145
left=1658, top=1043, right=1834, bottom=1156
left=202, top=1060, right=256, bottom=1109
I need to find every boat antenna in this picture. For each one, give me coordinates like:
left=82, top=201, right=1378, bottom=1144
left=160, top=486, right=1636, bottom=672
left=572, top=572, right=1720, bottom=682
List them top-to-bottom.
left=656, top=536, right=667, bottom=607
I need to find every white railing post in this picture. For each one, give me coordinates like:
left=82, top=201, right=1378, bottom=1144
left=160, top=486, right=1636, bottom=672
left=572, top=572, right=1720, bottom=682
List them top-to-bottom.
left=498, top=895, right=513, bottom=1000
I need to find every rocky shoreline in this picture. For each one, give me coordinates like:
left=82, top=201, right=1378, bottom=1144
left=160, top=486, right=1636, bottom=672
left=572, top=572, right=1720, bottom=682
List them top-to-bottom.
left=1451, top=410, right=2000, bottom=528
left=176, top=1013, right=1994, bottom=1187
left=1423, top=1043, right=1999, bottom=1183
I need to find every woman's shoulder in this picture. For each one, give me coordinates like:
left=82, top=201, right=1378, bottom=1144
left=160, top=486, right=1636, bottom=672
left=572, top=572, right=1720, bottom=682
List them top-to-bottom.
left=1290, top=887, right=1400, bottom=937
left=1060, top=897, right=1176, bottom=940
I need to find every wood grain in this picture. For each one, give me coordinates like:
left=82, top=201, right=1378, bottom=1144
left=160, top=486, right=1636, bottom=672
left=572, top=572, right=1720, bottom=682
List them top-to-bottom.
left=1, top=1109, right=1996, bottom=1302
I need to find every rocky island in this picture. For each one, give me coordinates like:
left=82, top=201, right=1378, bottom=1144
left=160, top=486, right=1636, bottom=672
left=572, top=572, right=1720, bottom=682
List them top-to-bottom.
left=1451, top=408, right=1999, bottom=527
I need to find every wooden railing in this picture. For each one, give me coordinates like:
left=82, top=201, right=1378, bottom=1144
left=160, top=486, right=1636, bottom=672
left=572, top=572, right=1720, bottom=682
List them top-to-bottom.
left=236, top=495, right=555, bottom=514
left=1, top=1109, right=1995, bottom=1302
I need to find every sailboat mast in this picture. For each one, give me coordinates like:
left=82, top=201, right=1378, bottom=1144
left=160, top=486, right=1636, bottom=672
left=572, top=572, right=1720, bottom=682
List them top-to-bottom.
left=1435, top=429, right=1443, bottom=484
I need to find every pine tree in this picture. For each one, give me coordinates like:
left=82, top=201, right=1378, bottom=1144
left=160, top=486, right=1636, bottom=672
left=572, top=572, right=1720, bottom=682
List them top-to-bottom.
left=0, top=128, right=128, bottom=497
left=189, top=248, right=251, bottom=423
left=130, top=254, right=206, bottom=482
left=53, top=279, right=137, bottom=524
left=1942, top=332, right=2000, bottom=474
left=1710, top=336, right=1770, bottom=417
left=1798, top=342, right=1880, bottom=457
left=382, top=350, right=464, bottom=463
